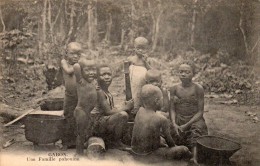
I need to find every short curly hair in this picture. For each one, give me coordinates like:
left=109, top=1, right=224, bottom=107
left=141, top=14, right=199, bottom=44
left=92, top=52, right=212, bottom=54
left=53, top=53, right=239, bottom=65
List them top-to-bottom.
left=134, top=37, right=148, bottom=48
left=179, top=60, right=196, bottom=75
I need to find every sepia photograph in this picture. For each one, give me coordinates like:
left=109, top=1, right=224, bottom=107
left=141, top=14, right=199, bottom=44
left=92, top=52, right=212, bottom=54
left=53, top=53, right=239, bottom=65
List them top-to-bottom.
left=0, top=0, right=259, bottom=166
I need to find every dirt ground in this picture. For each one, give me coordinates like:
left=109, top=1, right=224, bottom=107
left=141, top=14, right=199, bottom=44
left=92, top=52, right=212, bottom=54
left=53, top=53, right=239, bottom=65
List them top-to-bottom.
left=0, top=61, right=260, bottom=166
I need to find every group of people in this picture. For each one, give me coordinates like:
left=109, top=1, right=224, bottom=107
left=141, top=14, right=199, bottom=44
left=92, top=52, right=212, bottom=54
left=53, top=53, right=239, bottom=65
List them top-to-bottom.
left=60, top=36, right=208, bottom=165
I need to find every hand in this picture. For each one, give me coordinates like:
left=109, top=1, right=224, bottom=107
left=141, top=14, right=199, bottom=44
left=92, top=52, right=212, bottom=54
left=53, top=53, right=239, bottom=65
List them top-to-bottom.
left=142, top=53, right=148, bottom=61
left=79, top=78, right=84, bottom=85
left=172, top=95, right=180, bottom=104
left=124, top=99, right=134, bottom=112
left=131, top=107, right=139, bottom=115
left=173, top=123, right=181, bottom=137
left=179, top=124, right=188, bottom=132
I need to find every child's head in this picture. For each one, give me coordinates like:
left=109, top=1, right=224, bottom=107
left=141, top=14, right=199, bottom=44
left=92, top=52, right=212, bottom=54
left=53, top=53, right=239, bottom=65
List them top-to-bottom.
left=134, top=37, right=148, bottom=58
left=66, top=42, right=82, bottom=65
left=79, top=59, right=97, bottom=83
left=178, top=60, right=196, bottom=83
left=97, top=64, right=112, bottom=88
left=145, top=69, right=162, bottom=88
left=141, top=84, right=163, bottom=110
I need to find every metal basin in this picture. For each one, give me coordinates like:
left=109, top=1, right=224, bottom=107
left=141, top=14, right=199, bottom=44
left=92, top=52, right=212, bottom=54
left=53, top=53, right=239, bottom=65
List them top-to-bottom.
left=24, top=114, right=65, bottom=144
left=197, top=135, right=241, bottom=164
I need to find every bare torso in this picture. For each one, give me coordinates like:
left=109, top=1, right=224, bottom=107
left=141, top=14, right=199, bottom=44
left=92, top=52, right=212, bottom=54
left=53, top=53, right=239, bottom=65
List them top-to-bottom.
left=61, top=60, right=77, bottom=96
left=63, top=72, right=77, bottom=96
left=76, top=81, right=97, bottom=113
left=171, top=83, right=201, bottom=124
left=131, top=108, right=162, bottom=154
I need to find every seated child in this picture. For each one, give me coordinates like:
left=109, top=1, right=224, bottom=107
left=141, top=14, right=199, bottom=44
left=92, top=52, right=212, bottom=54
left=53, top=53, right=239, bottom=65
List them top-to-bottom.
left=127, top=37, right=151, bottom=114
left=60, top=42, right=81, bottom=149
left=73, top=58, right=98, bottom=155
left=169, top=60, right=208, bottom=165
left=92, top=64, right=134, bottom=149
left=145, top=69, right=170, bottom=118
left=131, top=84, right=190, bottom=159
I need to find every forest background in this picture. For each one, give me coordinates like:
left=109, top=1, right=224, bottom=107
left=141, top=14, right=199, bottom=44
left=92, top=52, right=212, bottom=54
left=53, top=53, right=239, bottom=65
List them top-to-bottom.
left=0, top=0, right=259, bottom=109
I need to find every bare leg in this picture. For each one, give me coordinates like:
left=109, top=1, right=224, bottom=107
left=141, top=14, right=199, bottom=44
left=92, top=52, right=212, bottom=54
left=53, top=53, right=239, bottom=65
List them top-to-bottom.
left=75, top=108, right=88, bottom=155
left=106, top=111, right=129, bottom=149
left=153, top=145, right=191, bottom=160
left=190, top=146, right=199, bottom=165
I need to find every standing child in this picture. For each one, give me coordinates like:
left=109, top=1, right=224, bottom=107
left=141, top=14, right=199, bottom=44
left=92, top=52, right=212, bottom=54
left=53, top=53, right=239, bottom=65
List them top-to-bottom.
left=127, top=37, right=151, bottom=115
left=61, top=42, right=82, bottom=150
left=73, top=59, right=98, bottom=155
left=169, top=61, right=208, bottom=165
left=145, top=69, right=170, bottom=118
left=131, top=84, right=190, bottom=159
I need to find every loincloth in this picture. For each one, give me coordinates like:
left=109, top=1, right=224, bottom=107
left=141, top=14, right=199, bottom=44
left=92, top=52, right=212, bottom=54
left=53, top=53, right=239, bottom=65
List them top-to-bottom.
left=91, top=113, right=111, bottom=136
left=173, top=117, right=208, bottom=148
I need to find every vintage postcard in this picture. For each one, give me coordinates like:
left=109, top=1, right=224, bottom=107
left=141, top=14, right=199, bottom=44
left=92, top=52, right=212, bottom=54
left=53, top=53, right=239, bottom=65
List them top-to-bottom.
left=0, top=0, right=259, bottom=166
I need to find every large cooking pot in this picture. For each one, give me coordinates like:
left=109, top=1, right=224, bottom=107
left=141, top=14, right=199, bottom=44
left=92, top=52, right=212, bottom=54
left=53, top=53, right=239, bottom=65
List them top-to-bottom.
left=24, top=114, right=65, bottom=144
left=196, top=135, right=241, bottom=165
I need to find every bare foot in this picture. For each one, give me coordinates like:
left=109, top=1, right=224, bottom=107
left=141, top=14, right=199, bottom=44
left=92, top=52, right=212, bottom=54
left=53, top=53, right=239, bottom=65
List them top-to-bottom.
left=108, top=140, right=130, bottom=151
left=61, top=145, right=68, bottom=151
left=188, top=158, right=200, bottom=166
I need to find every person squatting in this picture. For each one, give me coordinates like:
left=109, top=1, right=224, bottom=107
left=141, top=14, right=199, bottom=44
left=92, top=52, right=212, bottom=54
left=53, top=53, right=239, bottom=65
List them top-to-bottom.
left=60, top=40, right=208, bottom=165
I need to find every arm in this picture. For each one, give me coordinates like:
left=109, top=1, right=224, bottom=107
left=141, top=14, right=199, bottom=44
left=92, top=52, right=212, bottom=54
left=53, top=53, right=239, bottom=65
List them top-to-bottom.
left=127, top=56, right=134, bottom=65
left=143, top=58, right=151, bottom=70
left=61, top=59, right=74, bottom=75
left=73, top=63, right=82, bottom=83
left=180, top=84, right=204, bottom=131
left=169, top=86, right=180, bottom=136
left=169, top=87, right=177, bottom=124
left=161, top=88, right=170, bottom=112
left=97, top=90, right=121, bottom=115
left=117, top=99, right=134, bottom=114
left=161, top=117, right=175, bottom=147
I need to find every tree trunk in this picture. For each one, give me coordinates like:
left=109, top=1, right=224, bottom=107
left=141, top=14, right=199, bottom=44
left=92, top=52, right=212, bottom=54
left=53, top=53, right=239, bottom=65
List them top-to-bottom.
left=42, top=0, right=47, bottom=44
left=47, top=0, right=53, bottom=42
left=60, top=0, right=67, bottom=43
left=93, top=0, right=98, bottom=48
left=130, top=0, right=136, bottom=45
left=190, top=0, right=198, bottom=47
left=239, top=0, right=249, bottom=55
left=65, top=1, right=75, bottom=44
left=88, top=1, right=93, bottom=49
left=148, top=1, right=156, bottom=43
left=0, top=7, right=5, bottom=32
left=152, top=10, right=163, bottom=52
left=105, top=13, right=112, bottom=44
left=38, top=21, right=42, bottom=58
left=120, top=29, right=126, bottom=50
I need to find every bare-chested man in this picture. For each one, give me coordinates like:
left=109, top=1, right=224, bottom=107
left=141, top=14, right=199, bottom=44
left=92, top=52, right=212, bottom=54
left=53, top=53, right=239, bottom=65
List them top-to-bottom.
left=169, top=61, right=208, bottom=165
